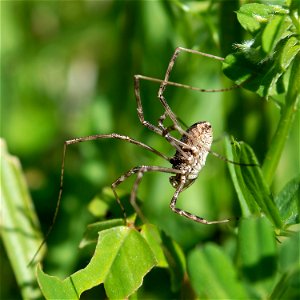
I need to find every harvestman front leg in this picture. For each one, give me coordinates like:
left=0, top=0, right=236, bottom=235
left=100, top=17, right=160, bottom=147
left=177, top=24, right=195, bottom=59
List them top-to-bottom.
left=157, top=47, right=239, bottom=132
left=133, top=75, right=197, bottom=161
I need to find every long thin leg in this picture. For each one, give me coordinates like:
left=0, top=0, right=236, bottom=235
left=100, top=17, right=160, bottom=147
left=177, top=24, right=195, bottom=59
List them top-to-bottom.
left=157, top=47, right=239, bottom=130
left=134, top=75, right=196, bottom=160
left=28, top=134, right=174, bottom=266
left=111, top=165, right=184, bottom=224
left=130, top=170, right=148, bottom=223
left=169, top=177, right=231, bottom=225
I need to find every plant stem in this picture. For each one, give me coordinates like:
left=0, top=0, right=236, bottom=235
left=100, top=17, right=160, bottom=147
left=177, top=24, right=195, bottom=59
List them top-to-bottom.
left=262, top=53, right=300, bottom=185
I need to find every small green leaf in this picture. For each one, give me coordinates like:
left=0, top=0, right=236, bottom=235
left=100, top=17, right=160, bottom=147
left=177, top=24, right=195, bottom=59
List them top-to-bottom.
left=224, top=2, right=298, bottom=98
left=236, top=3, right=288, bottom=34
left=237, top=3, right=272, bottom=33
left=262, top=15, right=291, bottom=54
left=280, top=36, right=300, bottom=71
left=225, top=138, right=283, bottom=229
left=225, top=138, right=260, bottom=217
left=275, top=176, right=299, bottom=226
left=238, top=217, right=277, bottom=283
left=79, top=219, right=125, bottom=248
left=140, top=224, right=168, bottom=268
left=135, top=225, right=186, bottom=292
left=37, top=226, right=157, bottom=299
left=160, top=231, right=186, bottom=292
left=278, top=231, right=300, bottom=272
left=271, top=232, right=300, bottom=299
left=187, top=243, right=249, bottom=299
left=270, top=268, right=300, bottom=300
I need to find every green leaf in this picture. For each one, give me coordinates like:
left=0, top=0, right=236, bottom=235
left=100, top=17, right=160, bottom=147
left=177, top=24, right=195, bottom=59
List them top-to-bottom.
left=224, top=2, right=298, bottom=98
left=236, top=3, right=288, bottom=34
left=237, top=3, right=273, bottom=33
left=262, top=15, right=291, bottom=54
left=280, top=36, right=300, bottom=71
left=0, top=138, right=44, bottom=299
left=225, top=138, right=283, bottom=229
left=225, top=138, right=260, bottom=217
left=274, top=176, right=299, bottom=226
left=238, top=217, right=277, bottom=284
left=79, top=219, right=125, bottom=248
left=140, top=224, right=186, bottom=292
left=140, top=224, right=169, bottom=268
left=37, top=226, right=156, bottom=299
left=160, top=231, right=186, bottom=292
left=279, top=231, right=300, bottom=273
left=271, top=232, right=300, bottom=299
left=187, top=243, right=249, bottom=299
left=270, top=268, right=300, bottom=300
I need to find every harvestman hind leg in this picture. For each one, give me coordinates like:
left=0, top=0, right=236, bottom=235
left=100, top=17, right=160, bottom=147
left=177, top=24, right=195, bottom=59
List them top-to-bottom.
left=28, top=133, right=177, bottom=266
left=111, top=165, right=183, bottom=224
left=169, top=178, right=231, bottom=225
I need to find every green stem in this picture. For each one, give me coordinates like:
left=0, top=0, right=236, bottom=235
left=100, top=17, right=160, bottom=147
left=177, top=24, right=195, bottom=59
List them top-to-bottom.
left=262, top=53, right=300, bottom=185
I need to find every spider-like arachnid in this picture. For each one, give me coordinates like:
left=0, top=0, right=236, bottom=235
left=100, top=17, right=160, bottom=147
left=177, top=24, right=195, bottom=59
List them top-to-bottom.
left=30, top=47, right=249, bottom=265
left=59, top=47, right=244, bottom=225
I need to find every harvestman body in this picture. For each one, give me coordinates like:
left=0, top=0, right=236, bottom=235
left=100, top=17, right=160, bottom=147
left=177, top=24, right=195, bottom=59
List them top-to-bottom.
left=29, top=47, right=250, bottom=265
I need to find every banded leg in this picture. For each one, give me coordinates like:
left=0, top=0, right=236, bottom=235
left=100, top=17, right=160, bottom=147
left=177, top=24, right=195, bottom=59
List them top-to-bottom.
left=157, top=47, right=240, bottom=130
left=134, top=75, right=197, bottom=161
left=28, top=133, right=172, bottom=266
left=111, top=165, right=184, bottom=223
left=169, top=176, right=231, bottom=225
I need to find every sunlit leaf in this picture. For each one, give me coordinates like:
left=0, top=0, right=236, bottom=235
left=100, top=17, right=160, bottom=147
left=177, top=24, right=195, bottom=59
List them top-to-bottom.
left=236, top=3, right=288, bottom=34
left=262, top=15, right=291, bottom=54
left=225, top=137, right=283, bottom=229
left=274, top=176, right=299, bottom=226
left=37, top=226, right=156, bottom=299
left=187, top=243, right=249, bottom=299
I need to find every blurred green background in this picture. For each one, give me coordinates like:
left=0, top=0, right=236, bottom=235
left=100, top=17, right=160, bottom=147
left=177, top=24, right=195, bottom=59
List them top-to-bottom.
left=1, top=1, right=298, bottom=299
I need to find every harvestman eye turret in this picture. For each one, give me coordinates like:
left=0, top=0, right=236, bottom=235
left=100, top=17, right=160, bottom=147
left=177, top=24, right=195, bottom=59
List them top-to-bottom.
left=29, top=47, right=255, bottom=266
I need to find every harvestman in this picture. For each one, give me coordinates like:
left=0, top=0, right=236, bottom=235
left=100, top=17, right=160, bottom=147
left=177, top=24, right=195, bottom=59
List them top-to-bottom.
left=29, top=47, right=252, bottom=265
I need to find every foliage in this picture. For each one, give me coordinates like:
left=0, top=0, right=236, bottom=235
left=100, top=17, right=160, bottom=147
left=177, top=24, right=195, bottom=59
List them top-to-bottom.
left=1, top=0, right=299, bottom=299
left=1, top=139, right=44, bottom=299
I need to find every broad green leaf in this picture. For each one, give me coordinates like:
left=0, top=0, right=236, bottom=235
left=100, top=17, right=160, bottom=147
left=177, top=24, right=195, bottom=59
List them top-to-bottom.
left=224, top=2, right=298, bottom=98
left=236, top=3, right=288, bottom=34
left=237, top=4, right=273, bottom=33
left=262, top=15, right=291, bottom=54
left=280, top=36, right=300, bottom=71
left=223, top=51, right=279, bottom=97
left=225, top=138, right=283, bottom=229
left=225, top=138, right=260, bottom=217
left=0, top=139, right=44, bottom=299
left=274, top=176, right=299, bottom=226
left=238, top=217, right=277, bottom=282
left=79, top=219, right=125, bottom=248
left=140, top=224, right=186, bottom=292
left=140, top=224, right=168, bottom=268
left=37, top=226, right=156, bottom=299
left=160, top=231, right=186, bottom=292
left=278, top=231, right=300, bottom=273
left=271, top=232, right=300, bottom=299
left=187, top=243, right=249, bottom=299
left=270, top=268, right=300, bottom=300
